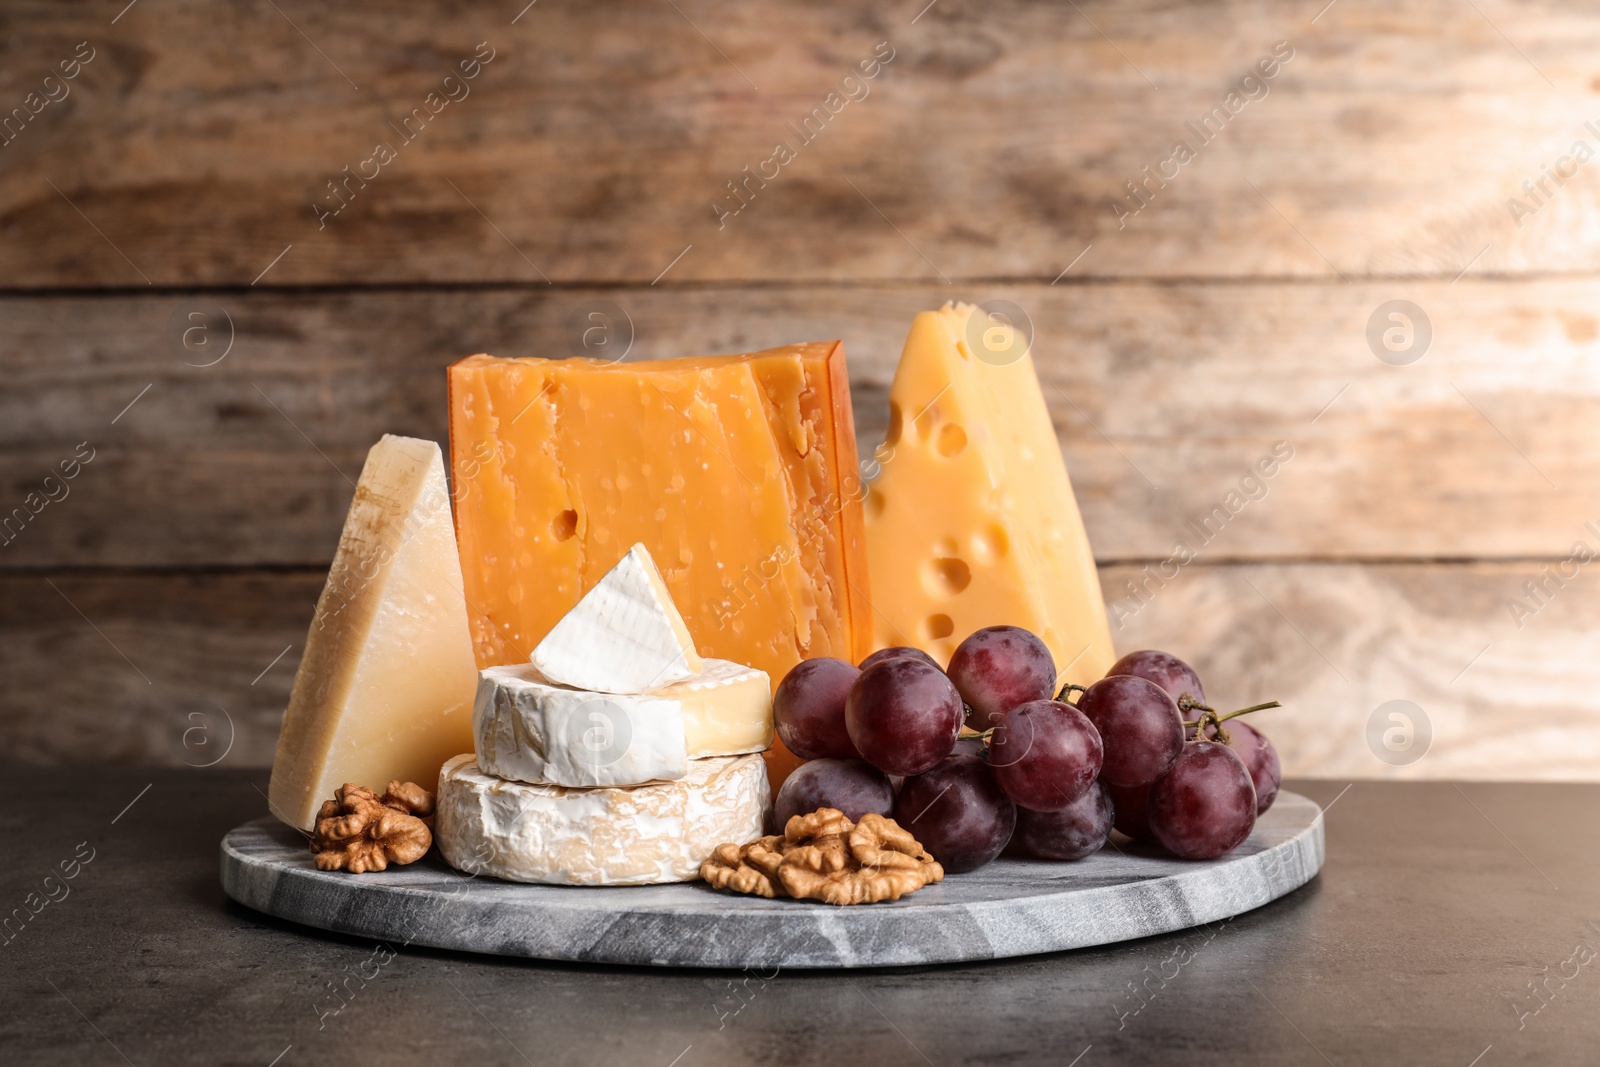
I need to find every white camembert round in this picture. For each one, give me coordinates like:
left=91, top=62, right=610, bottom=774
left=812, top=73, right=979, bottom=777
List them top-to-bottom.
left=435, top=752, right=770, bottom=886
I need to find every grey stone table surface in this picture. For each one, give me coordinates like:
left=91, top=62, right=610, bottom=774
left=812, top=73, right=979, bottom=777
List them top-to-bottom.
left=3, top=767, right=1599, bottom=1066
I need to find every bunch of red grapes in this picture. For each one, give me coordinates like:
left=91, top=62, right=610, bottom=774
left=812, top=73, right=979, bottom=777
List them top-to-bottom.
left=771, top=626, right=1282, bottom=874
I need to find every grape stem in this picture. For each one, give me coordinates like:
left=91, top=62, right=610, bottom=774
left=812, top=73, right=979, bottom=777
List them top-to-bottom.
left=1055, top=682, right=1090, bottom=704
left=1179, top=698, right=1283, bottom=734
left=1191, top=708, right=1229, bottom=744
left=956, top=727, right=997, bottom=762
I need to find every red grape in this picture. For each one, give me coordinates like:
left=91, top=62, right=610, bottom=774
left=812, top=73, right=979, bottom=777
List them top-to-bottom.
left=948, top=625, right=1057, bottom=730
left=860, top=646, right=942, bottom=672
left=1107, top=649, right=1206, bottom=707
left=773, top=657, right=861, bottom=760
left=845, top=658, right=964, bottom=776
left=1076, top=675, right=1184, bottom=787
left=988, top=699, right=1103, bottom=812
left=1189, top=718, right=1282, bottom=816
left=1226, top=721, right=1281, bottom=815
left=1147, top=741, right=1257, bottom=859
left=894, top=752, right=1016, bottom=873
left=772, top=758, right=894, bottom=827
left=1011, top=780, right=1112, bottom=860
left=1105, top=782, right=1157, bottom=843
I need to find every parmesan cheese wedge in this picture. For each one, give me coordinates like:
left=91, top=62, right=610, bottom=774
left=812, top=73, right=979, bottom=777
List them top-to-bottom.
left=268, top=435, right=478, bottom=831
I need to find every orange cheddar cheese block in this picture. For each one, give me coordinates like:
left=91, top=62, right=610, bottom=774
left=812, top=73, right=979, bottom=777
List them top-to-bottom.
left=864, top=303, right=1116, bottom=684
left=448, top=342, right=872, bottom=788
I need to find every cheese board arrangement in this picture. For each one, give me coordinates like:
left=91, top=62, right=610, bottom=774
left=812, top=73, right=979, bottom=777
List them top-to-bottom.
left=224, top=302, right=1324, bottom=968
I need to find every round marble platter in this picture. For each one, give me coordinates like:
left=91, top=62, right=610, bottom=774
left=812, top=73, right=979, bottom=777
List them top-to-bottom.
left=220, top=791, right=1323, bottom=969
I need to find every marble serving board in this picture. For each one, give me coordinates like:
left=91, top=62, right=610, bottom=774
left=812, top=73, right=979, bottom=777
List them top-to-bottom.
left=220, top=791, right=1323, bottom=969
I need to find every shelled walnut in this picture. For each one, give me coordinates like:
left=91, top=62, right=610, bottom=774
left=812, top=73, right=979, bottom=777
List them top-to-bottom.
left=311, top=781, right=435, bottom=873
left=701, top=808, right=943, bottom=905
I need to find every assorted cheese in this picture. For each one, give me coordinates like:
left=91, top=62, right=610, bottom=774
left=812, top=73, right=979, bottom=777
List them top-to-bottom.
left=863, top=304, right=1116, bottom=683
left=269, top=313, right=1118, bottom=888
left=268, top=436, right=478, bottom=832
left=529, top=542, right=703, bottom=694
left=473, top=657, right=772, bottom=789
left=435, top=753, right=769, bottom=886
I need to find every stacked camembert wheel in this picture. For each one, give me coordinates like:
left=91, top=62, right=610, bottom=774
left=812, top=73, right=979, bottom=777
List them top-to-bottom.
left=434, top=543, right=773, bottom=885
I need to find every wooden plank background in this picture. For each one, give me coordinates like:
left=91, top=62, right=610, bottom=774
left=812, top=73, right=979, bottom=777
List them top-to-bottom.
left=2, top=0, right=1598, bottom=780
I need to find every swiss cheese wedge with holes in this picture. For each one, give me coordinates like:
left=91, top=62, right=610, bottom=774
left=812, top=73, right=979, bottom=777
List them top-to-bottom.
left=863, top=304, right=1115, bottom=684
left=447, top=343, right=871, bottom=789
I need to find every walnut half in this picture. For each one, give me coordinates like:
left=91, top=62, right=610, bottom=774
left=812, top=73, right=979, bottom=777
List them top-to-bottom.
left=311, top=781, right=435, bottom=873
left=701, top=808, right=944, bottom=906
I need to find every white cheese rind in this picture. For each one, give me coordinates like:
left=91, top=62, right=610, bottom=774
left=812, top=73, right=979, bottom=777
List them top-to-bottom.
left=268, top=435, right=478, bottom=831
left=529, top=542, right=703, bottom=694
left=473, top=659, right=773, bottom=787
left=473, top=663, right=690, bottom=787
left=435, top=753, right=770, bottom=885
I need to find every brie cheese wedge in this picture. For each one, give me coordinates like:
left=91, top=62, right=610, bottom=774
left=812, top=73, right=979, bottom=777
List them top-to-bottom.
left=529, top=542, right=703, bottom=694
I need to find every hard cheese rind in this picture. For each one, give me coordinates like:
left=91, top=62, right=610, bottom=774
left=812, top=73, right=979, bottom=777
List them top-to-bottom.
left=864, top=304, right=1116, bottom=681
left=268, top=435, right=478, bottom=831
left=530, top=542, right=703, bottom=694
left=474, top=659, right=773, bottom=788
left=435, top=753, right=770, bottom=885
